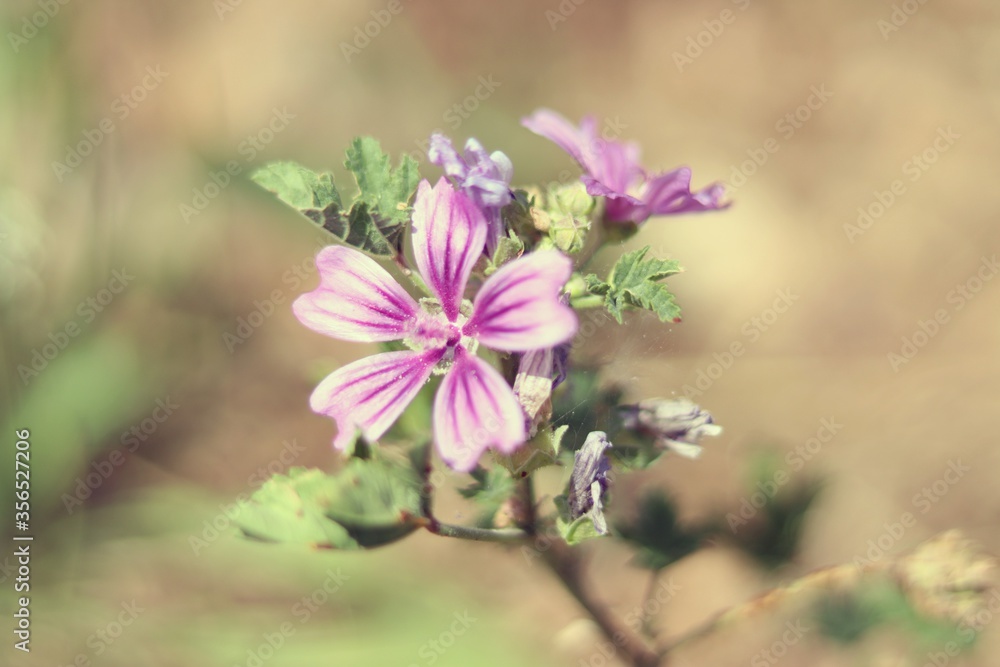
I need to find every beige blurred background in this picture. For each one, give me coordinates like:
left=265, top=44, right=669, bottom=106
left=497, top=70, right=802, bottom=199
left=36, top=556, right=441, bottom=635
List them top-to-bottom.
left=2, top=0, right=1000, bottom=665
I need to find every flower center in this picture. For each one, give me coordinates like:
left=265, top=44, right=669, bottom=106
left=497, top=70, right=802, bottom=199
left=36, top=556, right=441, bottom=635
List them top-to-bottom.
left=405, top=298, right=478, bottom=374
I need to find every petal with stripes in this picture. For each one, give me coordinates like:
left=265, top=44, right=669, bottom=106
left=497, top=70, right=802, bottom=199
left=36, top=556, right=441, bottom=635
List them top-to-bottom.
left=410, top=178, right=487, bottom=322
left=293, top=245, right=418, bottom=342
left=463, top=251, right=577, bottom=352
left=433, top=348, right=526, bottom=472
left=310, top=349, right=443, bottom=451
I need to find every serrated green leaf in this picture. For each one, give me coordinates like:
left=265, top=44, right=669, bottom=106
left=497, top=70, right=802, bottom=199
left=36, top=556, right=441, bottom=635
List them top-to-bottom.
left=345, top=136, right=420, bottom=228
left=253, top=138, right=419, bottom=258
left=251, top=161, right=350, bottom=240
left=252, top=161, right=342, bottom=212
left=586, top=246, right=683, bottom=324
left=323, top=458, right=424, bottom=548
left=235, top=459, right=425, bottom=550
left=234, top=468, right=360, bottom=549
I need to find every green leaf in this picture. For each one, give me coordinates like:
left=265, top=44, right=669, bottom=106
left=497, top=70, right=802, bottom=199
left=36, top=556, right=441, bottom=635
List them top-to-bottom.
left=345, top=136, right=420, bottom=228
left=252, top=138, right=419, bottom=258
left=485, top=232, right=524, bottom=275
left=585, top=246, right=683, bottom=324
left=493, top=425, right=565, bottom=477
left=322, top=458, right=424, bottom=548
left=235, top=459, right=425, bottom=550
left=458, top=466, right=516, bottom=526
left=234, top=468, right=360, bottom=549
left=553, top=492, right=606, bottom=546
left=615, top=492, right=702, bottom=570
left=557, top=514, right=604, bottom=546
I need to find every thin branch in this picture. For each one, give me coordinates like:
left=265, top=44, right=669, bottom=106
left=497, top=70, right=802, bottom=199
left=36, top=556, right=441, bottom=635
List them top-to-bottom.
left=423, top=520, right=529, bottom=544
left=542, top=540, right=663, bottom=667
left=658, top=560, right=887, bottom=654
left=639, top=569, right=662, bottom=640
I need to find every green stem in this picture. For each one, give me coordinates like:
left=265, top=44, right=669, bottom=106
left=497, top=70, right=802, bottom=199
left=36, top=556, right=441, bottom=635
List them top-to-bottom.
left=570, top=294, right=606, bottom=310
left=425, top=521, right=529, bottom=544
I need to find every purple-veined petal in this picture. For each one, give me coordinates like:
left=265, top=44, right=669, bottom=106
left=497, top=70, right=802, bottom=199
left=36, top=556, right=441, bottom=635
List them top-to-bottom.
left=522, top=108, right=592, bottom=169
left=427, top=134, right=468, bottom=181
left=587, top=138, right=643, bottom=196
left=642, top=168, right=730, bottom=217
left=464, top=173, right=512, bottom=208
left=410, top=178, right=488, bottom=321
left=292, top=245, right=418, bottom=342
left=464, top=251, right=577, bottom=351
left=433, top=348, right=525, bottom=472
left=310, top=349, right=443, bottom=451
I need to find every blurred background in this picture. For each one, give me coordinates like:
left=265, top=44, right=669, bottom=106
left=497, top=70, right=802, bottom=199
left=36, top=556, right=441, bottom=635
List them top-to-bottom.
left=2, top=0, right=1000, bottom=665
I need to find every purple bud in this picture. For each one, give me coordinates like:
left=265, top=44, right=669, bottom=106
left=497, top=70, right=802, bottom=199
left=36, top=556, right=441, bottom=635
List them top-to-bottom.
left=620, top=398, right=722, bottom=459
left=567, top=431, right=613, bottom=534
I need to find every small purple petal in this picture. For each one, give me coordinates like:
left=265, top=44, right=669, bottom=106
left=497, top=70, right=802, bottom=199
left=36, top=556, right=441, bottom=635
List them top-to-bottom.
left=522, top=108, right=591, bottom=170
left=525, top=108, right=729, bottom=226
left=427, top=134, right=467, bottom=181
left=588, top=139, right=644, bottom=196
left=490, top=150, right=513, bottom=184
left=642, top=168, right=730, bottom=217
left=410, top=178, right=487, bottom=321
left=292, top=245, right=418, bottom=342
left=464, top=251, right=577, bottom=352
left=434, top=348, right=526, bottom=472
left=513, top=348, right=554, bottom=434
left=310, top=349, right=443, bottom=451
left=620, top=397, right=723, bottom=459
left=567, top=431, right=612, bottom=534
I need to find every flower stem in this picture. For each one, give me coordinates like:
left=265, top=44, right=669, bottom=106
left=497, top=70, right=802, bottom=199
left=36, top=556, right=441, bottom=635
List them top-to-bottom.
left=515, top=476, right=662, bottom=667
left=424, top=520, right=529, bottom=544
left=541, top=540, right=663, bottom=667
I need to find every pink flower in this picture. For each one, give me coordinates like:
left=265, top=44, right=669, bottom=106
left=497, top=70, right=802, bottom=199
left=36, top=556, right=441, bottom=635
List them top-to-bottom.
left=522, top=108, right=729, bottom=225
left=293, top=178, right=578, bottom=471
